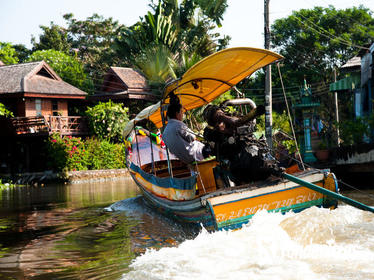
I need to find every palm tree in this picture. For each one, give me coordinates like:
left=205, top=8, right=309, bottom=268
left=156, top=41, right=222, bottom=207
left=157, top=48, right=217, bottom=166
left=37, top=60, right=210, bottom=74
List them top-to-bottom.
left=115, top=0, right=229, bottom=66
left=134, top=44, right=177, bottom=97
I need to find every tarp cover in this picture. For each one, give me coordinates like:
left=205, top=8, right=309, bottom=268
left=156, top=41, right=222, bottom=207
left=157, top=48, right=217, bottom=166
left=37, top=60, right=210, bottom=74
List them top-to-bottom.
left=126, top=47, right=283, bottom=130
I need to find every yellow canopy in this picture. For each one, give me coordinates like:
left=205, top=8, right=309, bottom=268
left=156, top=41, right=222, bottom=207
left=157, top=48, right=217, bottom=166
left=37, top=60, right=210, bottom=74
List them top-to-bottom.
left=147, top=47, right=283, bottom=128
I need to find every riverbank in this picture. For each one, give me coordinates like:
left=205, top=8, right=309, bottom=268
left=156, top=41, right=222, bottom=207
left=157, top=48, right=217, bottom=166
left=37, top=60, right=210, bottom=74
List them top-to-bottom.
left=0, top=169, right=130, bottom=185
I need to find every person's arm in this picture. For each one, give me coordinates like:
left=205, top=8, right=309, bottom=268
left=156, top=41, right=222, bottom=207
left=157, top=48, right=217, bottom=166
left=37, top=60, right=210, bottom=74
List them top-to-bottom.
left=178, top=123, right=196, bottom=142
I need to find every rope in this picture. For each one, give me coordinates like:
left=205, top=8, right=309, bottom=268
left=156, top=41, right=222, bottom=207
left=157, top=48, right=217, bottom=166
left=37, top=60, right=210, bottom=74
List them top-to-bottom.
left=277, top=63, right=306, bottom=170
left=272, top=144, right=374, bottom=201
left=337, top=180, right=374, bottom=201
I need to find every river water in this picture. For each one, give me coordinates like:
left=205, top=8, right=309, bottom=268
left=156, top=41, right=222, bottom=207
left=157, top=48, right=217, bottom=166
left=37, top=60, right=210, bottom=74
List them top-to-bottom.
left=0, top=178, right=373, bottom=280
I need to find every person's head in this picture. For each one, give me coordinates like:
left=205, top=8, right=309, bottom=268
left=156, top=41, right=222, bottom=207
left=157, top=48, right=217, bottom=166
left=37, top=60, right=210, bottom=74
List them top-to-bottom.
left=167, top=93, right=183, bottom=121
left=167, top=103, right=183, bottom=121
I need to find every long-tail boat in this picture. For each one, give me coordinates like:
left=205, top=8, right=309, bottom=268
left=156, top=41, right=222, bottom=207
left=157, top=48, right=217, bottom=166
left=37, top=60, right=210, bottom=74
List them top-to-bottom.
left=123, top=47, right=342, bottom=231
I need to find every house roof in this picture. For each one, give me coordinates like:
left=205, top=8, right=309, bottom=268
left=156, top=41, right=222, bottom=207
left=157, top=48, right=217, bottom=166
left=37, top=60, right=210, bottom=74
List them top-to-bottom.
left=341, top=56, right=361, bottom=69
left=0, top=61, right=87, bottom=97
left=93, top=66, right=157, bottom=102
left=110, top=67, right=148, bottom=89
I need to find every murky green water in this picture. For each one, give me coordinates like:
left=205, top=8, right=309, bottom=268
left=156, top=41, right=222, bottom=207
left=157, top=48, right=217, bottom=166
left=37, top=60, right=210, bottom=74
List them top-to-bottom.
left=0, top=177, right=199, bottom=280
left=0, top=177, right=373, bottom=280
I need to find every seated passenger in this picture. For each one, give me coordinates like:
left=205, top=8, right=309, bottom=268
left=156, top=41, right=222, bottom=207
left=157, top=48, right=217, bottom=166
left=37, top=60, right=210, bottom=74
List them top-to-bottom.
left=162, top=96, right=210, bottom=164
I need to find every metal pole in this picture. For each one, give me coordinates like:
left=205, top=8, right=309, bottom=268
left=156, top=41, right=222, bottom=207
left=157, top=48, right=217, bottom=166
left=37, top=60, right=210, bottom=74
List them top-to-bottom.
left=264, top=0, right=272, bottom=149
left=333, top=69, right=340, bottom=146
left=283, top=173, right=374, bottom=213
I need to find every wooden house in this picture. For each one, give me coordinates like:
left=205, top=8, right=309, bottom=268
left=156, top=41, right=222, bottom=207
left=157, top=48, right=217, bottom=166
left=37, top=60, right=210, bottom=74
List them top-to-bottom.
left=0, top=61, right=88, bottom=136
left=90, top=67, right=157, bottom=115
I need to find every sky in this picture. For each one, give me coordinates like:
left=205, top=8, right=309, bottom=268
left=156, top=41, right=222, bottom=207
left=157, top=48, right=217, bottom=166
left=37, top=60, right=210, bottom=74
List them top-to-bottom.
left=1, top=0, right=374, bottom=49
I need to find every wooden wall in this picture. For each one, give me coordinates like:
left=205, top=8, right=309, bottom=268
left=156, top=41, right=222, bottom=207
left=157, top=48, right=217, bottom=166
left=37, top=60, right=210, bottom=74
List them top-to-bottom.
left=24, top=98, right=68, bottom=117
left=25, top=99, right=35, bottom=117
left=58, top=101, right=68, bottom=116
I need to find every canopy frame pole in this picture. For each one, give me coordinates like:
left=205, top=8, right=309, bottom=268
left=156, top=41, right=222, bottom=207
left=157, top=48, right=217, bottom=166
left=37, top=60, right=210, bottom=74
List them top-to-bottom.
left=164, top=78, right=235, bottom=99
left=161, top=105, right=173, bottom=177
left=147, top=117, right=156, bottom=175
left=134, top=124, right=142, bottom=167
left=283, top=172, right=374, bottom=213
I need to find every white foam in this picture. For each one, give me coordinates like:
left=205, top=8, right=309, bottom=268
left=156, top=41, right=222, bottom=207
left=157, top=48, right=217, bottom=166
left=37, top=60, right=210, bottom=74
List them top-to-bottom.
left=122, top=206, right=374, bottom=280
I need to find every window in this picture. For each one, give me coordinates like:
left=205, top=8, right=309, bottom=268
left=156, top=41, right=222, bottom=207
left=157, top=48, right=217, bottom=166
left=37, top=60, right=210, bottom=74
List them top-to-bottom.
left=35, top=99, right=42, bottom=116
left=52, top=100, right=59, bottom=116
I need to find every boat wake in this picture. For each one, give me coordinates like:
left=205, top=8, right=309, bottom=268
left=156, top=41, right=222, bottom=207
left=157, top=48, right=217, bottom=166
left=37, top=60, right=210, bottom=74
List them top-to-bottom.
left=106, top=196, right=146, bottom=213
left=122, top=205, right=374, bottom=280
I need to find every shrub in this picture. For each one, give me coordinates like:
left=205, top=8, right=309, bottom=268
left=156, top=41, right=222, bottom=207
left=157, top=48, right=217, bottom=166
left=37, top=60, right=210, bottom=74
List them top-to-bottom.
left=85, top=101, right=129, bottom=143
left=338, top=117, right=370, bottom=146
left=46, top=134, right=126, bottom=171
left=46, top=134, right=88, bottom=171
left=85, top=138, right=126, bottom=170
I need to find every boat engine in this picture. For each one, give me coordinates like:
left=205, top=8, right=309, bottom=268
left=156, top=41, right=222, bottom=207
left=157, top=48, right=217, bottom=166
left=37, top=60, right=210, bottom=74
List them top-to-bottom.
left=203, top=99, right=280, bottom=185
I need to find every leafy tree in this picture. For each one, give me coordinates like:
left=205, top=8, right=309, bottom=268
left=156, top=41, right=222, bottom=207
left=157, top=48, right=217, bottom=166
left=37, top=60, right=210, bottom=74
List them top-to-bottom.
left=115, top=0, right=229, bottom=66
left=239, top=5, right=374, bottom=137
left=271, top=5, right=374, bottom=85
left=63, top=13, right=124, bottom=85
left=31, top=22, right=71, bottom=53
left=0, top=42, right=19, bottom=64
left=12, top=44, right=32, bottom=63
left=27, top=49, right=94, bottom=93
left=85, top=101, right=129, bottom=143
left=0, top=103, right=14, bottom=117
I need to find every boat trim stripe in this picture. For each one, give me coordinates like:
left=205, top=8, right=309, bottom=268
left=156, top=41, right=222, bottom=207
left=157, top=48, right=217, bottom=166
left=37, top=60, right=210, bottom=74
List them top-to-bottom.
left=209, top=184, right=323, bottom=207
left=216, top=198, right=324, bottom=229
left=206, top=200, right=219, bottom=231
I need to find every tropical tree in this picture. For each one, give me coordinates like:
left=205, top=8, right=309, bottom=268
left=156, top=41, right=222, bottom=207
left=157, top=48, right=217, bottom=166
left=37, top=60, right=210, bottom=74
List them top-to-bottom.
left=115, top=0, right=229, bottom=67
left=238, top=5, right=374, bottom=119
left=271, top=5, right=374, bottom=85
left=63, top=13, right=124, bottom=85
left=31, top=22, right=71, bottom=53
left=0, top=42, right=19, bottom=64
left=12, top=44, right=32, bottom=63
left=134, top=44, right=177, bottom=96
left=27, top=49, right=94, bottom=93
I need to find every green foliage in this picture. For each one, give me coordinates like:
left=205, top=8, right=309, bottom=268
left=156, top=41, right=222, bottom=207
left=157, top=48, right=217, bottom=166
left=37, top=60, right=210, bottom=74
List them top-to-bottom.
left=115, top=0, right=229, bottom=67
left=271, top=6, right=374, bottom=85
left=63, top=13, right=123, bottom=87
left=31, top=23, right=71, bottom=53
left=0, top=42, right=19, bottom=64
left=12, top=44, right=32, bottom=63
left=135, top=44, right=177, bottom=95
left=27, top=49, right=94, bottom=93
left=85, top=101, right=129, bottom=143
left=0, top=103, right=14, bottom=117
left=257, top=111, right=292, bottom=135
left=257, top=111, right=297, bottom=153
left=338, top=116, right=373, bottom=146
left=46, top=134, right=127, bottom=171
left=46, top=134, right=89, bottom=171
left=85, top=138, right=126, bottom=170
left=0, top=179, right=16, bottom=190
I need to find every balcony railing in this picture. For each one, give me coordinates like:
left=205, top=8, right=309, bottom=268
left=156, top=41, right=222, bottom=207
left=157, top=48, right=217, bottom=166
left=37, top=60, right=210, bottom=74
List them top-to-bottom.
left=11, top=116, right=88, bottom=136
left=47, top=116, right=88, bottom=135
